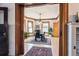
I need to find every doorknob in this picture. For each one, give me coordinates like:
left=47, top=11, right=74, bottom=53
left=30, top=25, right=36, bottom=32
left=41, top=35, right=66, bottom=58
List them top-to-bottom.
left=3, top=32, right=6, bottom=36
left=73, top=46, right=76, bottom=49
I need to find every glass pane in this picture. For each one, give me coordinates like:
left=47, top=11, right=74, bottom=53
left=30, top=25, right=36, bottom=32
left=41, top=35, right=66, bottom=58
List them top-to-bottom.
left=0, top=10, right=4, bottom=24
left=28, top=22, right=32, bottom=28
left=28, top=22, right=33, bottom=33
left=43, top=23, right=48, bottom=32
left=43, top=23, right=48, bottom=28
left=29, top=28, right=32, bottom=32
left=43, top=28, right=48, bottom=32
left=76, top=28, right=79, bottom=56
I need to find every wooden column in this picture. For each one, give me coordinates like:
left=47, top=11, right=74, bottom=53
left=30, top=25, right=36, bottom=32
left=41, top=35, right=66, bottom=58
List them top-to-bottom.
left=59, top=3, right=68, bottom=56
left=15, top=4, right=24, bottom=56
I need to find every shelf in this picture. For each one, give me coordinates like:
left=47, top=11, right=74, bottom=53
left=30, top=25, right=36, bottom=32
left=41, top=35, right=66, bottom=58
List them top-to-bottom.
left=76, top=33, right=79, bottom=35
left=76, top=41, right=79, bottom=42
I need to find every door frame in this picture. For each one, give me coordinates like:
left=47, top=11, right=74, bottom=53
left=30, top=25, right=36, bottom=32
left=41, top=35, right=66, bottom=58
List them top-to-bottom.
left=15, top=3, right=68, bottom=56
left=0, top=7, right=8, bottom=55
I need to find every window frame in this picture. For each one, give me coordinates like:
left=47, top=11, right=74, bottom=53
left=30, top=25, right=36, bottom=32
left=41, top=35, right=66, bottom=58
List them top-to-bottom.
left=27, top=21, right=33, bottom=33
left=42, top=21, right=50, bottom=33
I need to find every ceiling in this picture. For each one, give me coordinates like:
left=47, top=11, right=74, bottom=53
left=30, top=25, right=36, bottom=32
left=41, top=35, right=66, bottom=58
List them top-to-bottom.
left=24, top=4, right=59, bottom=19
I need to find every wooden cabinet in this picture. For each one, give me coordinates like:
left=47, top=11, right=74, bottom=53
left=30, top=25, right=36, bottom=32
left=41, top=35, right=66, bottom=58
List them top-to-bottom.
left=53, top=22, right=59, bottom=37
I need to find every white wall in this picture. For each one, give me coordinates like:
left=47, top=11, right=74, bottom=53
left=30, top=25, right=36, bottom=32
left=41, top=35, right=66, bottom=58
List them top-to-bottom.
left=0, top=3, right=15, bottom=56
left=69, top=3, right=79, bottom=22
left=69, top=3, right=79, bottom=16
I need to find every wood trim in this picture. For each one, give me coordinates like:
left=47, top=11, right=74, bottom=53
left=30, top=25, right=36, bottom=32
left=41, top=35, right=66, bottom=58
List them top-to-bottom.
left=23, top=3, right=59, bottom=8
left=59, top=3, right=68, bottom=56
left=15, top=4, right=24, bottom=56
left=24, top=16, right=58, bottom=20
left=24, top=16, right=36, bottom=20
left=36, top=17, right=58, bottom=20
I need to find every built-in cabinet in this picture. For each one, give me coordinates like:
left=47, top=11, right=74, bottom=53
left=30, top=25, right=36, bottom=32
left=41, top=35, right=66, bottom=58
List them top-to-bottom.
left=53, top=22, right=59, bottom=37
left=68, top=23, right=79, bottom=56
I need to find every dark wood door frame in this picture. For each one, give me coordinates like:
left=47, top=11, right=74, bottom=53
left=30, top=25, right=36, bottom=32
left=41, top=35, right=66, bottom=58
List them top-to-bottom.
left=15, top=3, right=68, bottom=56
left=15, top=4, right=24, bottom=55
left=59, top=4, right=68, bottom=56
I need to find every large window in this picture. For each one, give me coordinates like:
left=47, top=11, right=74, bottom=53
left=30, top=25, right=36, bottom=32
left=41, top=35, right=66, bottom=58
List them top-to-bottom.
left=27, top=21, right=33, bottom=33
left=42, top=22, right=49, bottom=33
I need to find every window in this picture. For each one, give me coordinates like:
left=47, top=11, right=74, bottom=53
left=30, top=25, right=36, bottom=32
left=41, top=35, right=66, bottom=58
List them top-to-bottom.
left=27, top=21, right=33, bottom=33
left=42, top=22, right=49, bottom=33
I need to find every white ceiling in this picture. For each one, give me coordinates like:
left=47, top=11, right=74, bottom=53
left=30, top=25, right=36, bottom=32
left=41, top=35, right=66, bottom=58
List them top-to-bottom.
left=24, top=4, right=59, bottom=19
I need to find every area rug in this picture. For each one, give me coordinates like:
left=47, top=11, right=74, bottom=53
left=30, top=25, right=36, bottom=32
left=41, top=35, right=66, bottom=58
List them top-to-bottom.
left=26, top=38, right=51, bottom=45
left=25, top=46, right=52, bottom=56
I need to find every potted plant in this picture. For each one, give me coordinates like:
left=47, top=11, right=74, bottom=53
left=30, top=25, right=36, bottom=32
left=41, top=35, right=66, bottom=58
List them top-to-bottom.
left=48, top=27, right=52, bottom=37
left=24, top=32, right=29, bottom=39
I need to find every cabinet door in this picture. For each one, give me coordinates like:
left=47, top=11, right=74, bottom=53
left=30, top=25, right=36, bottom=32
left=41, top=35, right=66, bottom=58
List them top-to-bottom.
left=53, top=22, right=59, bottom=37
left=72, top=26, right=76, bottom=56
left=76, top=28, right=79, bottom=56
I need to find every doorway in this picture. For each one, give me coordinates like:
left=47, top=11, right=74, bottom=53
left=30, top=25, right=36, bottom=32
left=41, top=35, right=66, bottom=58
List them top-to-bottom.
left=15, top=3, right=68, bottom=56
left=23, top=4, right=59, bottom=56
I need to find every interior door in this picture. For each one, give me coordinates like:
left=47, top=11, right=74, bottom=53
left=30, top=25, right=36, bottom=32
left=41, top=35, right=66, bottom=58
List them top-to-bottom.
left=0, top=7, right=8, bottom=56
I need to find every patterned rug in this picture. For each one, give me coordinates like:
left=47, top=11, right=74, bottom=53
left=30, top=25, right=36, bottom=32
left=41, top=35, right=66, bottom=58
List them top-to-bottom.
left=26, top=38, right=51, bottom=45
left=25, top=46, right=52, bottom=56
